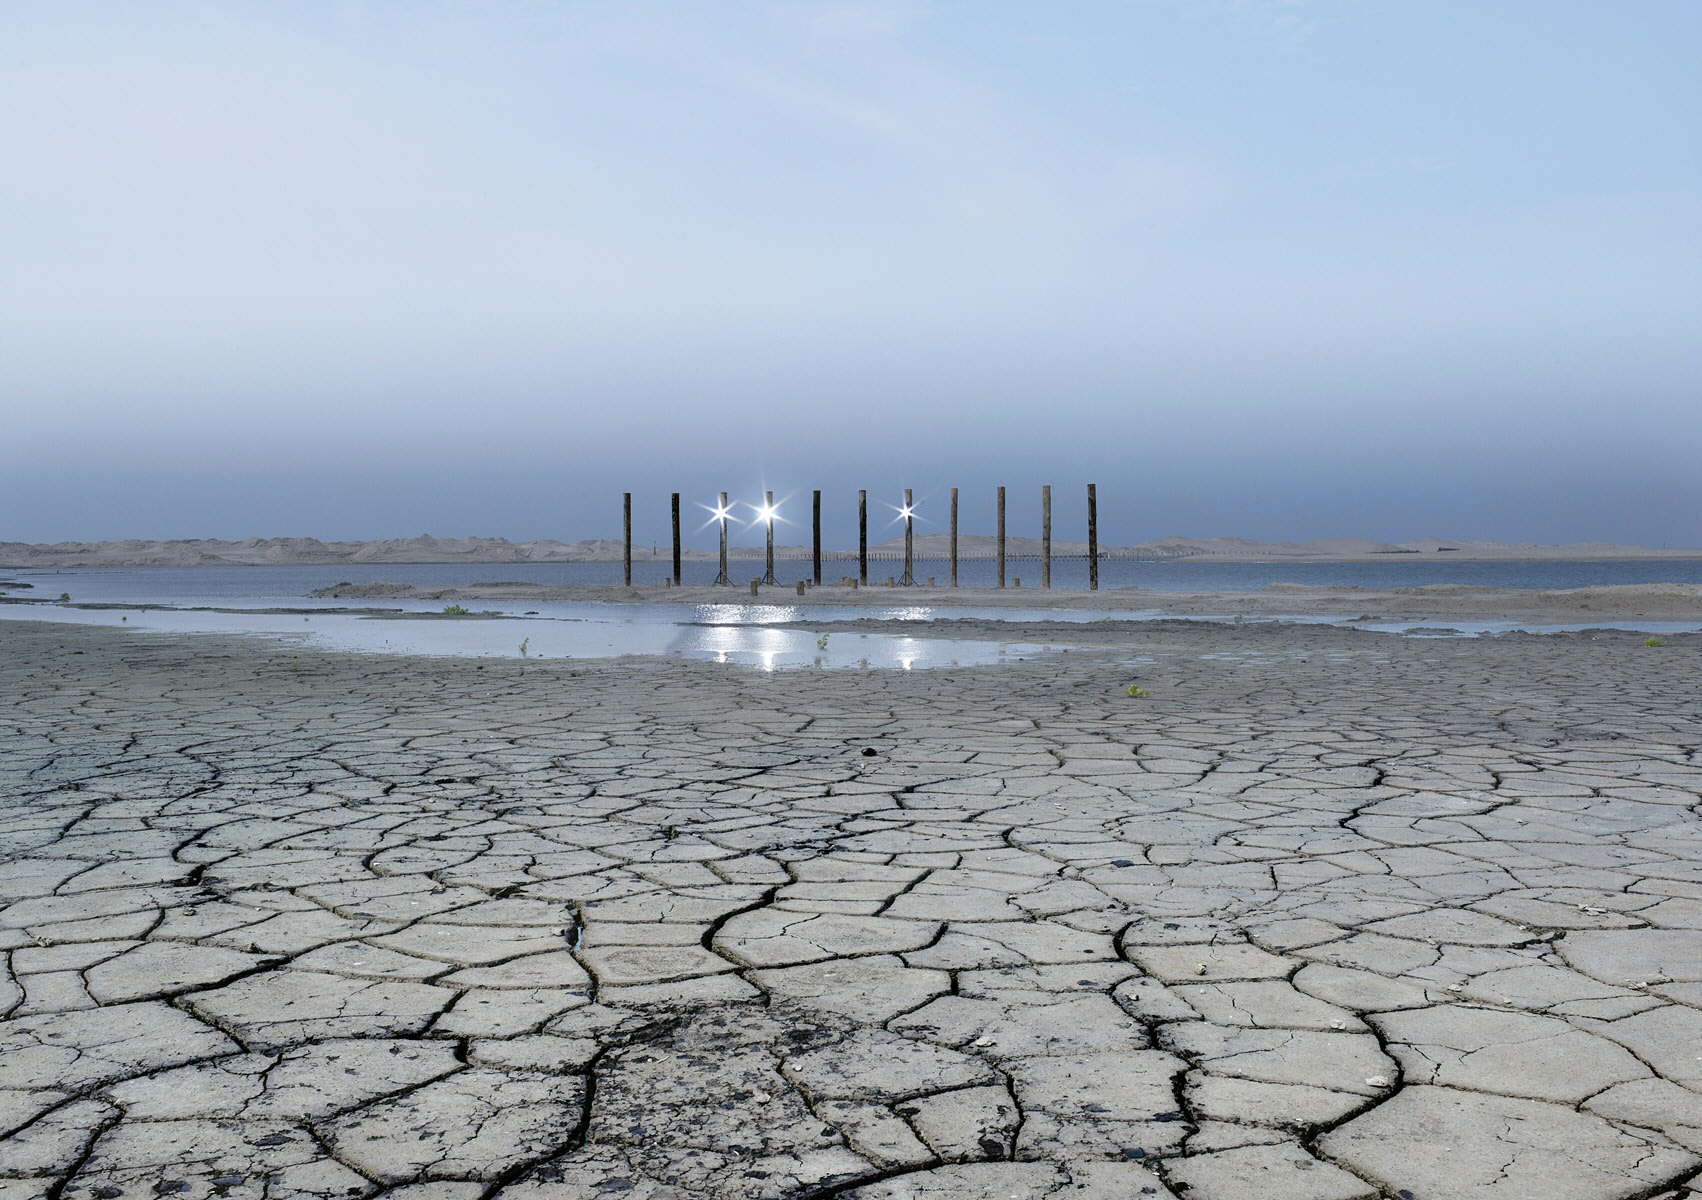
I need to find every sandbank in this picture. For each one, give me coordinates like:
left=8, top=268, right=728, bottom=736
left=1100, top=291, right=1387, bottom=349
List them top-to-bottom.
left=308, top=578, right=1702, bottom=624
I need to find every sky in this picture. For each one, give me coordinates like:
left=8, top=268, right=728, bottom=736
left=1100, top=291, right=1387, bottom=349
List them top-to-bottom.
left=3, top=0, right=1699, bottom=549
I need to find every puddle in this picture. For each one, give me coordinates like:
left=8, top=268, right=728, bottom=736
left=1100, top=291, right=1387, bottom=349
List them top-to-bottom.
left=5, top=586, right=1695, bottom=670
left=0, top=604, right=1055, bottom=670
left=1344, top=618, right=1702, bottom=637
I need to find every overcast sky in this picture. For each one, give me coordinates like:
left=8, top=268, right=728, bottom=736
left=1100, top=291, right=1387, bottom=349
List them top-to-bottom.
left=3, top=0, right=1698, bottom=548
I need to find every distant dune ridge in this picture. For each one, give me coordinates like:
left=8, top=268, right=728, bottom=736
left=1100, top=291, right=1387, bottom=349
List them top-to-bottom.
left=1, top=532, right=1698, bottom=568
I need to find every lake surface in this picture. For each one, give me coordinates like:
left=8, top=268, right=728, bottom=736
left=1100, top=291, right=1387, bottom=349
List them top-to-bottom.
left=8, top=557, right=1702, bottom=606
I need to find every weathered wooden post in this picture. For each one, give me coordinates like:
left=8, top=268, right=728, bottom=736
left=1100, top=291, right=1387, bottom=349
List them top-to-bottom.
left=1087, top=483, right=1099, bottom=591
left=1041, top=484, right=1052, bottom=589
left=996, top=486, right=1006, bottom=588
left=949, top=487, right=959, bottom=587
left=901, top=488, right=914, bottom=586
left=762, top=490, right=778, bottom=586
left=812, top=490, right=822, bottom=587
left=858, top=490, right=868, bottom=585
left=715, top=491, right=731, bottom=586
left=623, top=492, right=632, bottom=586
left=671, top=493, right=682, bottom=587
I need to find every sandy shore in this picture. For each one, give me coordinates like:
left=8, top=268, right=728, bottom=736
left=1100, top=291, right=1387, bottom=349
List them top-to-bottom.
left=309, top=578, right=1702, bottom=624
left=3, top=620, right=1701, bottom=1197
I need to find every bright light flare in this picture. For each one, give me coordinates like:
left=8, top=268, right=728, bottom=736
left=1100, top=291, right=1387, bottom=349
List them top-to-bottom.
left=711, top=504, right=732, bottom=523
left=756, top=504, right=779, bottom=524
left=899, top=505, right=915, bottom=520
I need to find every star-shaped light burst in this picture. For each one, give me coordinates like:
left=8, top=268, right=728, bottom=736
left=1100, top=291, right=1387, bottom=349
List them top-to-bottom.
left=710, top=501, right=733, bottom=524
left=756, top=501, right=779, bottom=524
left=898, top=503, right=915, bottom=520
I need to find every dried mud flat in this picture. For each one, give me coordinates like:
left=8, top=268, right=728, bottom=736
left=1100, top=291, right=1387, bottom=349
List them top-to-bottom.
left=3, top=620, right=1702, bottom=1200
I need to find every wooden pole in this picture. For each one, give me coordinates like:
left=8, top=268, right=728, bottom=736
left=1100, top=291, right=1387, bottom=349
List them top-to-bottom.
left=1087, top=483, right=1099, bottom=591
left=1041, top=484, right=1052, bottom=589
left=996, top=486, right=1006, bottom=588
left=949, top=487, right=958, bottom=587
left=901, top=488, right=913, bottom=586
left=763, top=490, right=777, bottom=585
left=812, top=490, right=822, bottom=587
left=858, top=490, right=868, bottom=585
left=715, top=491, right=730, bottom=586
left=622, top=492, right=632, bottom=587
left=671, top=493, right=681, bottom=587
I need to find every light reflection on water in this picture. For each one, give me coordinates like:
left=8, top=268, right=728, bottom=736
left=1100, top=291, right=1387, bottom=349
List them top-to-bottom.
left=685, top=603, right=959, bottom=626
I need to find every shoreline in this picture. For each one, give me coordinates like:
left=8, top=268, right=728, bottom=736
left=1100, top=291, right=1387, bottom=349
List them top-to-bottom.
left=7, top=574, right=1702, bottom=627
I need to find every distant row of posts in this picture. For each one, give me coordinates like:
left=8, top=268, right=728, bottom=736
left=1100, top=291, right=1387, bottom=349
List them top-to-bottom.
left=622, top=485, right=1101, bottom=590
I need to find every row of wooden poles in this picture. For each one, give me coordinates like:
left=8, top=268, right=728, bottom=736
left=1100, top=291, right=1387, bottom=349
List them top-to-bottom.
left=621, top=484, right=1101, bottom=590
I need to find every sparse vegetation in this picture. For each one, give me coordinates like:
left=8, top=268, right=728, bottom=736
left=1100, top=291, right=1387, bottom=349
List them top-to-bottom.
left=58, top=592, right=70, bottom=602
left=442, top=604, right=469, bottom=615
left=816, top=633, right=830, bottom=650
left=518, top=636, right=530, bottom=657
left=1644, top=637, right=1666, bottom=647
left=1125, top=683, right=1149, bottom=698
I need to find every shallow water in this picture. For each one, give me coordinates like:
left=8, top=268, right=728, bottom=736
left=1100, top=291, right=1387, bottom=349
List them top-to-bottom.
left=3, top=565, right=1698, bottom=667
left=0, top=604, right=1056, bottom=670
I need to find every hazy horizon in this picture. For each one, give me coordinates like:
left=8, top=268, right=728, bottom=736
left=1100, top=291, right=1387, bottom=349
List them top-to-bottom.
left=5, top=1, right=1698, bottom=547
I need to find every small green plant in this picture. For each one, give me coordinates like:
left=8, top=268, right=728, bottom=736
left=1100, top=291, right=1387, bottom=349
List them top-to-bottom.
left=58, top=592, right=70, bottom=602
left=442, top=604, right=469, bottom=615
left=816, top=633, right=830, bottom=650
left=518, top=636, right=530, bottom=657
left=1644, top=637, right=1666, bottom=647
left=1125, top=683, right=1149, bottom=698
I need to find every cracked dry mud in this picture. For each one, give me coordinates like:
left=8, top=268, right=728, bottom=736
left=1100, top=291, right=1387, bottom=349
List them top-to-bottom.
left=2, top=620, right=1700, bottom=1200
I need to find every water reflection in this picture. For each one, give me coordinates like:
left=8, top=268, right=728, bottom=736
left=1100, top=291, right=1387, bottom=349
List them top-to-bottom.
left=690, top=604, right=804, bottom=625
